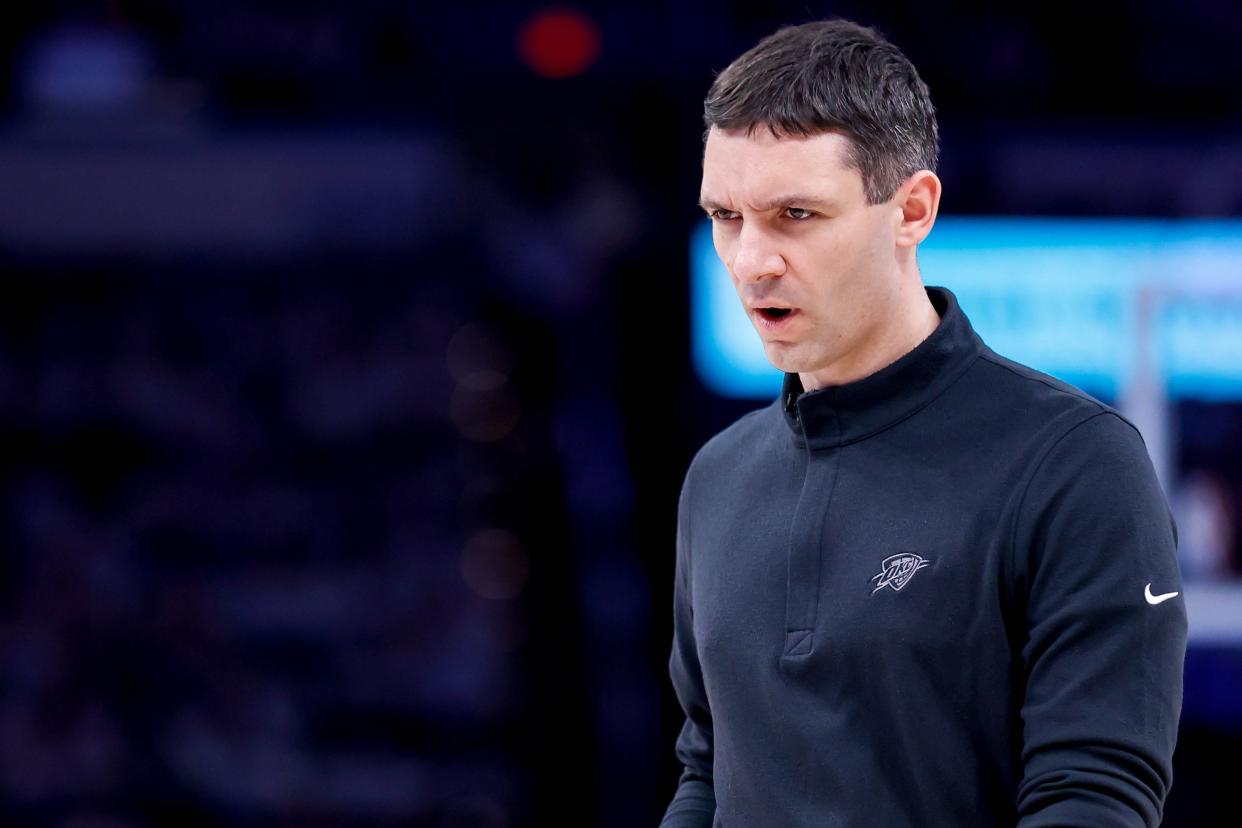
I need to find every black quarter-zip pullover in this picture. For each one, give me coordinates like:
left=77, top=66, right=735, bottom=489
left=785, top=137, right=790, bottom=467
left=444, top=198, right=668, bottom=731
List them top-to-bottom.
left=661, top=285, right=1187, bottom=827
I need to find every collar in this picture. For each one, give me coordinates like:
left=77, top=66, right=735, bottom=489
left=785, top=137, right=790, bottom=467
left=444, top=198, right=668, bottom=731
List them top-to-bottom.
left=781, top=285, right=982, bottom=450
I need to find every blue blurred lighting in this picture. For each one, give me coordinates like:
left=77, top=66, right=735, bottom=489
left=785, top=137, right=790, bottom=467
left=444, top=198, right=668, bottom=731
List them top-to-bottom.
left=22, top=25, right=150, bottom=111
left=691, top=217, right=1242, bottom=401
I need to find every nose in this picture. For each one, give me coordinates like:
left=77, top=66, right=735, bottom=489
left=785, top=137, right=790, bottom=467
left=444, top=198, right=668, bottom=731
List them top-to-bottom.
left=729, top=221, right=786, bottom=284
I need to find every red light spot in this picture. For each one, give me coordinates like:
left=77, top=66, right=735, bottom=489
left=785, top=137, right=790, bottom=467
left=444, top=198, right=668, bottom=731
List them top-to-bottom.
left=517, top=7, right=601, bottom=79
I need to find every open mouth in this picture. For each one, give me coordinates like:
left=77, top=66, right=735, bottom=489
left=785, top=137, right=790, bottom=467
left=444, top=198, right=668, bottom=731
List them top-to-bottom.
left=758, top=307, right=793, bottom=321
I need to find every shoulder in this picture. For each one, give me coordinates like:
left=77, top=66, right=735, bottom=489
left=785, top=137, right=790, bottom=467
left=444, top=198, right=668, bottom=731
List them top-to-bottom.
left=967, top=344, right=1148, bottom=456
left=975, top=345, right=1116, bottom=419
left=980, top=349, right=1166, bottom=532
left=978, top=354, right=1177, bottom=582
left=682, top=398, right=780, bottom=494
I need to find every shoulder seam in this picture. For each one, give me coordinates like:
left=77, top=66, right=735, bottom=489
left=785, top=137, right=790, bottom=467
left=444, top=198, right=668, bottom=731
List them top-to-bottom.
left=979, top=350, right=1146, bottom=445
left=978, top=351, right=1109, bottom=412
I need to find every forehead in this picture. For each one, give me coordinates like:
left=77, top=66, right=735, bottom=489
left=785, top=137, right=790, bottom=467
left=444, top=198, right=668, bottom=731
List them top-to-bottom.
left=700, top=126, right=864, bottom=207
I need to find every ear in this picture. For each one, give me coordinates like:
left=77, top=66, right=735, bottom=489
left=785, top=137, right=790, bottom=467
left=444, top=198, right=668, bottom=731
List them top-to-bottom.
left=893, top=170, right=941, bottom=248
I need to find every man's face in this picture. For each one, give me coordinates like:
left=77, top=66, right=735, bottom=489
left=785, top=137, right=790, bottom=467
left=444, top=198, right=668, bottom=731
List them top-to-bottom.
left=700, top=126, right=905, bottom=379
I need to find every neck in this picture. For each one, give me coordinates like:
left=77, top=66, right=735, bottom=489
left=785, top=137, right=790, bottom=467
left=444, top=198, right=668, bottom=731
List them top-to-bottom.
left=798, top=280, right=941, bottom=393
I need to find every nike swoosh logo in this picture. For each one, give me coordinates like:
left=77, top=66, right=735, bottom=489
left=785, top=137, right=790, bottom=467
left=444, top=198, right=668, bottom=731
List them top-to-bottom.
left=1145, top=583, right=1179, bottom=605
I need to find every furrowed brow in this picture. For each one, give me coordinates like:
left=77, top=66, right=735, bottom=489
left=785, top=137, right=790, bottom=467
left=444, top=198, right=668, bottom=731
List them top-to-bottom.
left=752, top=193, right=836, bottom=211
left=698, top=194, right=836, bottom=213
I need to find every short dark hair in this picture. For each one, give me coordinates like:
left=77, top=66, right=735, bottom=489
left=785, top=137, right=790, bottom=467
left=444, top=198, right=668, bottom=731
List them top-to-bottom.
left=704, top=19, right=939, bottom=205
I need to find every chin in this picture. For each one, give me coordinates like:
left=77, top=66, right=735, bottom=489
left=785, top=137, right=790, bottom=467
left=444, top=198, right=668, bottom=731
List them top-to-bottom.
left=764, top=342, right=835, bottom=377
left=762, top=343, right=807, bottom=374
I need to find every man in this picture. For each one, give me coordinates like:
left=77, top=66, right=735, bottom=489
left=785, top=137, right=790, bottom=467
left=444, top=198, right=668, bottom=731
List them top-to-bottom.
left=661, top=18, right=1187, bottom=828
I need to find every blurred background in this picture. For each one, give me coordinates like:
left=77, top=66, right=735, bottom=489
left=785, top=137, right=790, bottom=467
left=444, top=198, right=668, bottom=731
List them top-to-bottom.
left=0, top=1, right=1239, bottom=826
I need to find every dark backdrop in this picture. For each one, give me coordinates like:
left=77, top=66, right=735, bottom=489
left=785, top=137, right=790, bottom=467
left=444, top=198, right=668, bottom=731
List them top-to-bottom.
left=0, top=2, right=1239, bottom=826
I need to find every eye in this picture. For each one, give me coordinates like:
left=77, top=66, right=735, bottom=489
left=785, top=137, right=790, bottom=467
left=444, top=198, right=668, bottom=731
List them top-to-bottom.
left=785, top=207, right=815, bottom=220
left=709, top=209, right=739, bottom=221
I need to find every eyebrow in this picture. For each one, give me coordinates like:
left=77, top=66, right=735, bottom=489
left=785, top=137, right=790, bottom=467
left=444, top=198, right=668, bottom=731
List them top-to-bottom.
left=698, top=193, right=837, bottom=213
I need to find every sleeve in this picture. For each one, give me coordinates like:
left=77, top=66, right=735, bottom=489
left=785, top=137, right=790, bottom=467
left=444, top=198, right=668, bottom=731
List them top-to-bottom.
left=1012, top=411, right=1188, bottom=828
left=659, top=467, right=717, bottom=828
